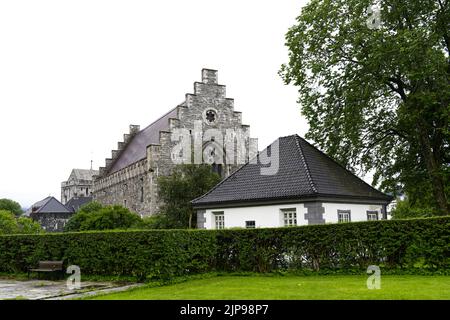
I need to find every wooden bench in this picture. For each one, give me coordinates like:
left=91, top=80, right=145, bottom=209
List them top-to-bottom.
left=28, top=261, right=64, bottom=279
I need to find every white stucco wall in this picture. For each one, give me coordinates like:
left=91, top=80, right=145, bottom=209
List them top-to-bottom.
left=203, top=202, right=383, bottom=229
left=322, top=203, right=382, bottom=223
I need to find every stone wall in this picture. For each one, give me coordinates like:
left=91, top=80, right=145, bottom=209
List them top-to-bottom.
left=93, top=69, right=257, bottom=217
left=93, top=159, right=151, bottom=216
left=61, top=180, right=93, bottom=205
left=31, top=212, right=73, bottom=232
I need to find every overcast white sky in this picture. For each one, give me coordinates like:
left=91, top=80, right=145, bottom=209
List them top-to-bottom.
left=0, top=0, right=313, bottom=208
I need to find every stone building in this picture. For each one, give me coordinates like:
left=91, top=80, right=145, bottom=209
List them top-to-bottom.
left=93, top=69, right=257, bottom=217
left=61, top=169, right=98, bottom=205
left=24, top=196, right=73, bottom=232
left=65, top=196, right=93, bottom=213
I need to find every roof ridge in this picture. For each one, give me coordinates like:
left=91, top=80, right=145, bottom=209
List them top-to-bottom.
left=107, top=106, right=180, bottom=175
left=140, top=106, right=179, bottom=133
left=292, top=135, right=318, bottom=194
left=295, top=135, right=389, bottom=197
left=37, top=196, right=55, bottom=212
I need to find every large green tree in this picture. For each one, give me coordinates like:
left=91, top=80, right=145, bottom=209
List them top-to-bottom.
left=280, top=0, right=450, bottom=214
left=158, top=164, right=222, bottom=228
left=0, top=199, right=23, bottom=216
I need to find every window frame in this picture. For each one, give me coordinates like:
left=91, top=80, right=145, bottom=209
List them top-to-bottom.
left=281, top=208, right=297, bottom=227
left=337, top=210, right=351, bottom=223
left=213, top=211, right=225, bottom=230
left=367, top=211, right=379, bottom=221
left=245, top=220, right=256, bottom=229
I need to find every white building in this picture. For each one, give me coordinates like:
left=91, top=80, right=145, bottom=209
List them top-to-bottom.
left=192, top=135, right=392, bottom=229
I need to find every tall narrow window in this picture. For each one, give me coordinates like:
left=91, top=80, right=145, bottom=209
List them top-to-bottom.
left=212, top=163, right=223, bottom=176
left=140, top=178, right=144, bottom=203
left=123, top=199, right=127, bottom=208
left=282, top=209, right=297, bottom=227
left=338, top=210, right=351, bottom=223
left=213, top=212, right=225, bottom=229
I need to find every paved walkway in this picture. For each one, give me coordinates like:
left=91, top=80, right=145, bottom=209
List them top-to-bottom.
left=0, top=279, right=142, bottom=300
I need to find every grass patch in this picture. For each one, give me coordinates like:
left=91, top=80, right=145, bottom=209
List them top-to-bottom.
left=87, top=274, right=450, bottom=300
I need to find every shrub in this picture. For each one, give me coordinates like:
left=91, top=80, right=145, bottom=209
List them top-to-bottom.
left=391, top=198, right=436, bottom=219
left=65, top=202, right=141, bottom=232
left=79, top=205, right=142, bottom=231
left=0, top=210, right=42, bottom=235
left=0, top=211, right=19, bottom=234
left=138, top=215, right=173, bottom=230
left=0, top=216, right=449, bottom=279
left=16, top=217, right=42, bottom=234
left=0, top=229, right=217, bottom=279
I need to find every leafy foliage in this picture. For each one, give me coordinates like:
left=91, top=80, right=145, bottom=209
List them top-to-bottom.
left=280, top=0, right=450, bottom=215
left=158, top=164, right=222, bottom=228
left=391, top=198, right=436, bottom=219
left=0, top=199, right=23, bottom=216
left=64, top=201, right=103, bottom=232
left=64, top=202, right=142, bottom=231
left=0, top=210, right=42, bottom=235
left=0, top=210, right=19, bottom=234
left=138, top=215, right=173, bottom=230
left=1, top=217, right=449, bottom=279
left=16, top=217, right=43, bottom=234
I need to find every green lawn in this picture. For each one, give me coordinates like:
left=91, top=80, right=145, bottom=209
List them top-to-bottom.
left=88, top=275, right=450, bottom=300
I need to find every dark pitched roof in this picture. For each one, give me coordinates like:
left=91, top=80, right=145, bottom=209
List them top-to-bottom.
left=108, top=107, right=179, bottom=174
left=192, top=135, right=393, bottom=207
left=24, top=196, right=72, bottom=216
left=65, top=196, right=93, bottom=213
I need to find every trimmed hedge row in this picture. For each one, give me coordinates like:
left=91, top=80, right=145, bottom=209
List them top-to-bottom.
left=0, top=216, right=449, bottom=279
left=216, top=217, right=450, bottom=273
left=0, top=230, right=217, bottom=280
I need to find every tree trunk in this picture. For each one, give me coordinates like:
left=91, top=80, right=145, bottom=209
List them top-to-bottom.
left=417, top=122, right=449, bottom=215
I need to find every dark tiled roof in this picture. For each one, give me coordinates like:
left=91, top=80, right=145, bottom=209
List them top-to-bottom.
left=108, top=107, right=179, bottom=174
left=192, top=135, right=392, bottom=207
left=24, top=196, right=72, bottom=216
left=65, top=197, right=93, bottom=213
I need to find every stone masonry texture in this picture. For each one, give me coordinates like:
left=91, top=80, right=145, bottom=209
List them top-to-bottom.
left=92, top=69, right=257, bottom=217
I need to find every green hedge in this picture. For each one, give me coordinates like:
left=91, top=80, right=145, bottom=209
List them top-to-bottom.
left=0, top=217, right=449, bottom=279
left=215, top=217, right=450, bottom=273
left=0, top=230, right=217, bottom=280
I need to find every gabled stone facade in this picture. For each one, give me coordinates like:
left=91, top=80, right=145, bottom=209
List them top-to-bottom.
left=92, top=69, right=258, bottom=217
left=61, top=169, right=98, bottom=205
